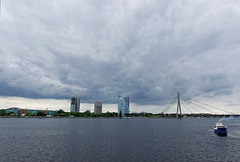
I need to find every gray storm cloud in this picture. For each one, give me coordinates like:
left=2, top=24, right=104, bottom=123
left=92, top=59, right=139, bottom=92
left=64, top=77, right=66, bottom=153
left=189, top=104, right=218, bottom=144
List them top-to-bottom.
left=0, top=0, right=240, bottom=106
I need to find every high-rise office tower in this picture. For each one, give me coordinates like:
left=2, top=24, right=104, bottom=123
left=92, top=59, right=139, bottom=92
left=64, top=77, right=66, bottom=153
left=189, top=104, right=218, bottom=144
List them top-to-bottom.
left=118, top=95, right=130, bottom=117
left=70, top=97, right=80, bottom=112
left=94, top=102, right=102, bottom=114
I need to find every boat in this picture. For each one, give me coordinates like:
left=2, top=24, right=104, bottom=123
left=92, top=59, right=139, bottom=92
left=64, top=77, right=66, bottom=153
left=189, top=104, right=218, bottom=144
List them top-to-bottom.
left=214, top=121, right=227, bottom=136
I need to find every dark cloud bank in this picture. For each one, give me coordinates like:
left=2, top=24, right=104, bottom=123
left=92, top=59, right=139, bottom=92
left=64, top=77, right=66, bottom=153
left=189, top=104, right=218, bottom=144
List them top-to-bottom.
left=0, top=0, right=240, bottom=106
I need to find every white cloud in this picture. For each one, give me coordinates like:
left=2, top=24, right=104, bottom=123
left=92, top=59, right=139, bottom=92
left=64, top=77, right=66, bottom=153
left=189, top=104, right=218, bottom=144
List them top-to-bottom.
left=1, top=0, right=240, bottom=113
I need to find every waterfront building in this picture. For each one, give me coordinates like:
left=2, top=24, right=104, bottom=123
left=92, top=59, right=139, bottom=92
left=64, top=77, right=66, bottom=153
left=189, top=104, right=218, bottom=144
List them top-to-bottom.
left=118, top=95, right=130, bottom=117
left=70, top=97, right=80, bottom=112
left=94, top=102, right=102, bottom=114
left=5, top=107, right=20, bottom=115
left=5, top=108, right=56, bottom=116
left=19, top=109, right=27, bottom=115
left=26, top=109, right=42, bottom=116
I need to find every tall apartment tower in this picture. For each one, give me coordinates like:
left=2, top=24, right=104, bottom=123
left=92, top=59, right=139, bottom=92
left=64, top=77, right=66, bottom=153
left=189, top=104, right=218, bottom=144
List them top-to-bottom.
left=118, top=95, right=130, bottom=117
left=70, top=97, right=80, bottom=112
left=94, top=102, right=102, bottom=114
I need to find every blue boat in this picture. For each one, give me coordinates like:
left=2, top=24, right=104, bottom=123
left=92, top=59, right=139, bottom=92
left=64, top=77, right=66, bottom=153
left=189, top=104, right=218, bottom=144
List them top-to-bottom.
left=214, top=121, right=227, bottom=136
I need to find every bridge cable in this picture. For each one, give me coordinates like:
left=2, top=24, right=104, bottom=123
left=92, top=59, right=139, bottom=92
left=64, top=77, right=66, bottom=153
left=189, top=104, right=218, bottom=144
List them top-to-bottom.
left=181, top=95, right=233, bottom=114
left=161, top=96, right=177, bottom=113
left=181, top=97, right=216, bottom=113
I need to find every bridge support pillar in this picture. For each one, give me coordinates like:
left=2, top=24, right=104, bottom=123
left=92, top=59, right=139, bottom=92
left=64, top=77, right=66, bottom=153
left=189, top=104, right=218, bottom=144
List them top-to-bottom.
left=176, top=92, right=182, bottom=118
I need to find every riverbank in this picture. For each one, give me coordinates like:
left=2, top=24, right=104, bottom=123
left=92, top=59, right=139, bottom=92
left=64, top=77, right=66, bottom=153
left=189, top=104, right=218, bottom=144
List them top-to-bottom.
left=0, top=114, right=239, bottom=119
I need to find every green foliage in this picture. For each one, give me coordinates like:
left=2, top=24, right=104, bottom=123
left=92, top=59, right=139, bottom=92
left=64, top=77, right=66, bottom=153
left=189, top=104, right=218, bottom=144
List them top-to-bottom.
left=1, top=108, right=237, bottom=119
left=0, top=109, right=6, bottom=116
left=49, top=109, right=239, bottom=119
left=52, top=109, right=118, bottom=118
left=57, top=109, right=65, bottom=114
left=83, top=110, right=91, bottom=117
left=25, top=111, right=33, bottom=116
left=37, top=111, right=46, bottom=116
left=119, top=111, right=122, bottom=118
left=7, top=112, right=15, bottom=116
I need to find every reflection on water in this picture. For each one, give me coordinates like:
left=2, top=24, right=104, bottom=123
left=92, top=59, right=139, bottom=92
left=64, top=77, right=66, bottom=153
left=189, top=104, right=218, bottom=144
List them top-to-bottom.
left=0, top=118, right=240, bottom=161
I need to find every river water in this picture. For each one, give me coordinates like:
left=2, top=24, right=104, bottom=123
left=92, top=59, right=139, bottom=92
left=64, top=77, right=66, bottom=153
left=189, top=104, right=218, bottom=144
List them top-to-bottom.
left=0, top=118, right=240, bottom=162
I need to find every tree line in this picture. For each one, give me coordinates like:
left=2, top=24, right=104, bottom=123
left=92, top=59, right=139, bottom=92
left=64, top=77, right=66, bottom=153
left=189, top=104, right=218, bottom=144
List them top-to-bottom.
left=0, top=109, right=237, bottom=118
left=53, top=109, right=118, bottom=118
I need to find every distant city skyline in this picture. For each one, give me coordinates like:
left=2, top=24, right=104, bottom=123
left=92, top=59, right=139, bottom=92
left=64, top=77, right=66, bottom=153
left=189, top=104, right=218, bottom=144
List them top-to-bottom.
left=1, top=1, right=240, bottom=113
left=1, top=94, right=240, bottom=114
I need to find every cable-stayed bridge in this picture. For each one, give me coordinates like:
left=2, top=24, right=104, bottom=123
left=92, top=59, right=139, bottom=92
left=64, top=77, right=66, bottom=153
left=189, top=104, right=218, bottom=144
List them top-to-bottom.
left=161, top=92, right=233, bottom=118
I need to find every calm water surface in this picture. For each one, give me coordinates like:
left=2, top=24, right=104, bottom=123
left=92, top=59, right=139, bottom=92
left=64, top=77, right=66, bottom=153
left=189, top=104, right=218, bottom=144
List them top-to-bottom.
left=1, top=118, right=240, bottom=162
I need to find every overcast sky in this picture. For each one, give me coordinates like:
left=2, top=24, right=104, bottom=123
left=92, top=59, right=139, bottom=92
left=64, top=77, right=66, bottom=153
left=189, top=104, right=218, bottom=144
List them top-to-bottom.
left=0, top=0, right=240, bottom=113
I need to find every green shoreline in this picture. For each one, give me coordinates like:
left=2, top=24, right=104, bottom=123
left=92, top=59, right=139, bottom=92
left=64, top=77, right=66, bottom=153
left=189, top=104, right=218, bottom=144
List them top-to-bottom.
left=1, top=109, right=238, bottom=118
left=0, top=114, right=239, bottom=119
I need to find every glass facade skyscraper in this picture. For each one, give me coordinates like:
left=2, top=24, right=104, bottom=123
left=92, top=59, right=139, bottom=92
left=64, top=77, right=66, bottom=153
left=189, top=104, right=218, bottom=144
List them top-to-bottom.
left=118, top=95, right=130, bottom=117
left=70, top=97, right=80, bottom=112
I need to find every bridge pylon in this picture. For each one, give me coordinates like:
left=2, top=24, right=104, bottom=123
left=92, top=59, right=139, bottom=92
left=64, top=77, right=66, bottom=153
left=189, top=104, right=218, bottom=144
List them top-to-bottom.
left=176, top=92, right=182, bottom=118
